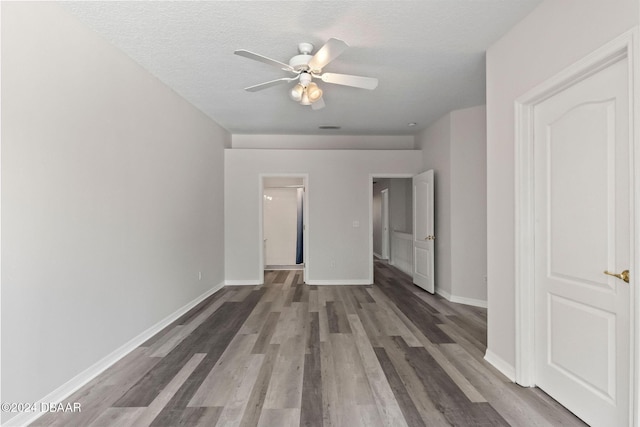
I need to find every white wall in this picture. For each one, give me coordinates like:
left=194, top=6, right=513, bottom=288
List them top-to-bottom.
left=486, top=0, right=638, bottom=369
left=1, top=3, right=230, bottom=423
left=416, top=105, right=487, bottom=306
left=450, top=106, right=487, bottom=304
left=417, top=114, right=453, bottom=297
left=232, top=134, right=415, bottom=150
left=225, top=147, right=423, bottom=284
left=264, top=177, right=304, bottom=188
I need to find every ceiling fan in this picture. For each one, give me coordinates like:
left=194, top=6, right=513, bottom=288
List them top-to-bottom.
left=234, top=38, right=378, bottom=110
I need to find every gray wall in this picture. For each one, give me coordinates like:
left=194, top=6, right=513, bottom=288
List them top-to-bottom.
left=1, top=3, right=230, bottom=422
left=416, top=105, right=487, bottom=306
left=450, top=106, right=487, bottom=304
left=417, top=114, right=453, bottom=297
left=225, top=148, right=422, bottom=284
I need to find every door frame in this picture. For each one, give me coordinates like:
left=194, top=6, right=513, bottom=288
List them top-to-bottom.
left=513, top=28, right=639, bottom=425
left=259, top=173, right=309, bottom=284
left=369, top=174, right=414, bottom=283
left=381, top=188, right=390, bottom=259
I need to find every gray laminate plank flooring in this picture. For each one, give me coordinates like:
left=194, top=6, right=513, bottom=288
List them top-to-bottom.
left=30, top=260, right=587, bottom=427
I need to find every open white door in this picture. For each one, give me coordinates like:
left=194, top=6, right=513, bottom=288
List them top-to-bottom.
left=533, top=56, right=631, bottom=427
left=413, top=170, right=435, bottom=293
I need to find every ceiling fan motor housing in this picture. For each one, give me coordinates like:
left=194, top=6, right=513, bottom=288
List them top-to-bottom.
left=289, top=42, right=316, bottom=71
left=289, top=55, right=313, bottom=71
left=298, top=72, right=312, bottom=87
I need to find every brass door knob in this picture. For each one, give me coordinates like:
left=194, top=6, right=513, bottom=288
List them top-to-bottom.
left=604, top=269, right=630, bottom=283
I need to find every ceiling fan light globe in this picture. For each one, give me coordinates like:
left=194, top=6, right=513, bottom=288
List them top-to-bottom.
left=307, top=83, right=323, bottom=103
left=290, top=84, right=304, bottom=102
left=300, top=90, right=311, bottom=106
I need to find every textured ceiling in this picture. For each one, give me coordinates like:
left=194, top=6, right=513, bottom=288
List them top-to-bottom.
left=62, top=1, right=541, bottom=136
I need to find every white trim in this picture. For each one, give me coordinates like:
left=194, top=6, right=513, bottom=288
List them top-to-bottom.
left=0, top=1, right=3, bottom=414
left=630, top=24, right=640, bottom=427
left=514, top=28, right=639, bottom=426
left=514, top=95, right=536, bottom=386
left=259, top=173, right=309, bottom=285
left=369, top=173, right=415, bottom=284
left=381, top=188, right=390, bottom=260
left=373, top=252, right=383, bottom=259
left=264, top=264, right=304, bottom=271
left=306, top=279, right=371, bottom=286
left=224, top=280, right=261, bottom=286
left=4, top=281, right=225, bottom=427
left=435, top=287, right=453, bottom=300
left=435, top=288, right=487, bottom=309
left=449, top=295, right=487, bottom=309
left=449, top=295, right=487, bottom=308
left=484, top=349, right=516, bottom=382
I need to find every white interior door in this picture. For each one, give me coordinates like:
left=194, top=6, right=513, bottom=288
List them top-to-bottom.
left=533, top=57, right=631, bottom=427
left=413, top=170, right=435, bottom=293
left=381, top=188, right=390, bottom=259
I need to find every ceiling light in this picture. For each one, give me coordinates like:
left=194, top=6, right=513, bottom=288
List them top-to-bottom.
left=307, top=82, right=323, bottom=103
left=290, top=84, right=304, bottom=102
left=300, top=90, right=311, bottom=106
left=408, top=122, right=417, bottom=127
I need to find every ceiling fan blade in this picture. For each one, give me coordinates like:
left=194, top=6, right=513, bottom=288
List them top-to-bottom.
left=307, top=38, right=349, bottom=71
left=234, top=49, right=295, bottom=72
left=320, top=73, right=378, bottom=90
left=245, top=76, right=298, bottom=92
left=311, top=97, right=326, bottom=110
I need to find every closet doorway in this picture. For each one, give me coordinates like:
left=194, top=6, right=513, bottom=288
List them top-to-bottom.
left=260, top=175, right=308, bottom=283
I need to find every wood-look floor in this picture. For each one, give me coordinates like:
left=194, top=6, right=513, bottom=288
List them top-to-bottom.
left=31, top=260, right=586, bottom=427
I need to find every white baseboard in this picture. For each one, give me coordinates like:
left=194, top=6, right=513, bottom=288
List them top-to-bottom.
left=373, top=252, right=383, bottom=259
left=264, top=265, right=303, bottom=271
left=306, top=279, right=371, bottom=285
left=224, top=280, right=262, bottom=286
left=3, top=282, right=225, bottom=427
left=435, top=287, right=453, bottom=300
left=435, top=288, right=487, bottom=308
left=449, top=295, right=487, bottom=308
left=484, top=349, right=516, bottom=382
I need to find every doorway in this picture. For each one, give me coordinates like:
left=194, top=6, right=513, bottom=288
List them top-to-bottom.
left=260, top=175, right=308, bottom=284
left=370, top=175, right=414, bottom=282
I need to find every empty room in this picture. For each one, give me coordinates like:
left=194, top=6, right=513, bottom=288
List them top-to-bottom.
left=2, top=1, right=639, bottom=426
